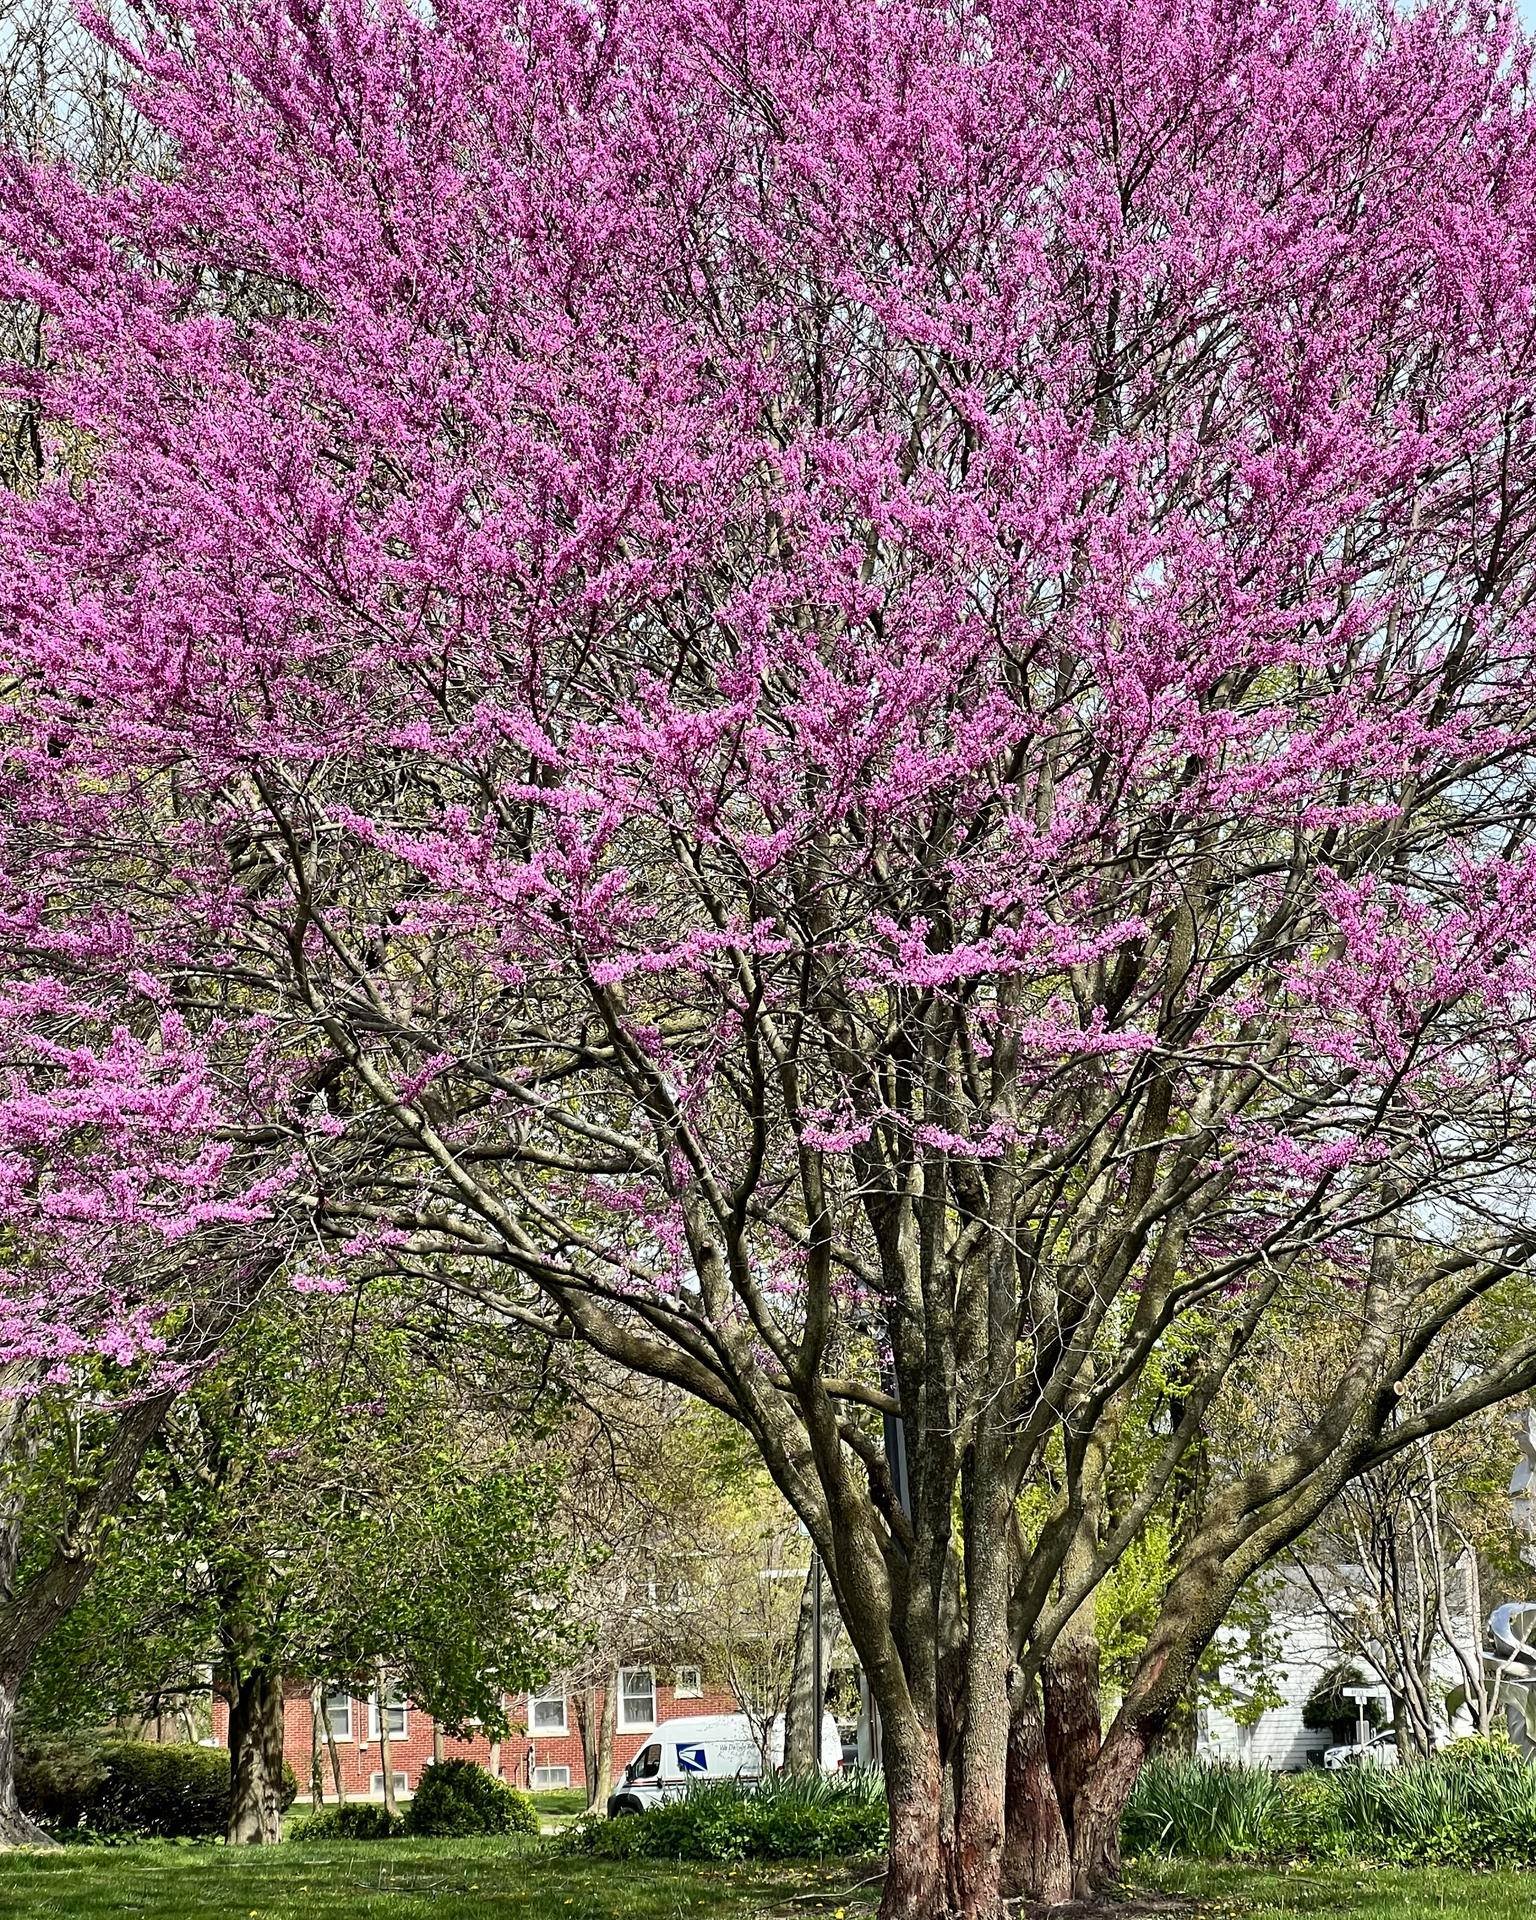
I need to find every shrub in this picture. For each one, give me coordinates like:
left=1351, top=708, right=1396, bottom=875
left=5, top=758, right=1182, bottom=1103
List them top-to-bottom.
left=1302, top=1663, right=1385, bottom=1738
left=16, top=1737, right=297, bottom=1840
left=403, top=1760, right=538, bottom=1838
left=569, top=1771, right=887, bottom=1863
left=292, top=1801, right=403, bottom=1841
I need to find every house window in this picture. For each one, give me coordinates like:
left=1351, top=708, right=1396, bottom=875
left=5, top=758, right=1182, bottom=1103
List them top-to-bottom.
left=673, top=1665, right=702, bottom=1698
left=618, top=1667, right=656, bottom=1730
left=528, top=1685, right=568, bottom=1734
left=368, top=1688, right=408, bottom=1741
left=321, top=1690, right=353, bottom=1740
left=531, top=1765, right=571, bottom=1789
left=369, top=1771, right=410, bottom=1798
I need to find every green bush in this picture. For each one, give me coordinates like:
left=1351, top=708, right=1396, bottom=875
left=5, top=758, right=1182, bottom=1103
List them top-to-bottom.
left=16, top=1737, right=297, bottom=1840
left=1122, top=1742, right=1536, bottom=1871
left=403, top=1760, right=538, bottom=1838
left=569, top=1771, right=887, bottom=1863
left=292, top=1801, right=403, bottom=1841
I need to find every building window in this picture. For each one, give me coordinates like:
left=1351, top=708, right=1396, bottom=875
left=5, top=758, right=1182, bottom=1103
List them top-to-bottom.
left=673, top=1665, right=702, bottom=1699
left=618, top=1667, right=656, bottom=1731
left=528, top=1685, right=568, bottom=1735
left=368, top=1688, right=408, bottom=1741
left=321, top=1689, right=353, bottom=1740
left=531, top=1765, right=571, bottom=1789
left=369, top=1771, right=410, bottom=1798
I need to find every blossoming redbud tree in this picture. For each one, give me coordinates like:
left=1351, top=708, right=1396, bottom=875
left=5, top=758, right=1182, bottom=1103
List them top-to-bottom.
left=8, top=0, right=1536, bottom=1906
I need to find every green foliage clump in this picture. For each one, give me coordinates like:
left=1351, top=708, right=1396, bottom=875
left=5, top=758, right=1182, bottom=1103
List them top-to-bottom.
left=1302, top=1664, right=1385, bottom=1738
left=16, top=1737, right=296, bottom=1840
left=1122, top=1740, right=1536, bottom=1871
left=1121, top=1758, right=1292, bottom=1861
left=403, top=1760, right=538, bottom=1838
left=569, top=1771, right=887, bottom=1862
left=291, top=1802, right=403, bottom=1841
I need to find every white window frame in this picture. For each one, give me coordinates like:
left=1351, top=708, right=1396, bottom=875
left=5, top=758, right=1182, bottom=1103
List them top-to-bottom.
left=673, top=1665, right=702, bottom=1699
left=617, top=1666, right=657, bottom=1731
left=528, top=1685, right=568, bottom=1735
left=368, top=1688, right=408, bottom=1741
left=321, top=1689, right=353, bottom=1741
left=531, top=1764, right=571, bottom=1789
left=369, top=1770, right=410, bottom=1798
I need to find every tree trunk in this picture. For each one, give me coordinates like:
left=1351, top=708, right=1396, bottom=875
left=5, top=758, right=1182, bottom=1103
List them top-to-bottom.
left=0, top=1387, right=177, bottom=1849
left=948, top=1468, right=1013, bottom=1920
left=1042, top=1618, right=1102, bottom=1850
left=226, top=1664, right=286, bottom=1844
left=375, top=1667, right=398, bottom=1819
left=0, top=1668, right=53, bottom=1848
left=593, top=1674, right=616, bottom=1809
left=309, top=1682, right=324, bottom=1811
left=574, top=1684, right=599, bottom=1808
left=1000, top=1689, right=1070, bottom=1908
left=324, top=1696, right=347, bottom=1805
left=878, top=1716, right=946, bottom=1920
left=1069, top=1720, right=1150, bottom=1899
left=433, top=1725, right=445, bottom=1766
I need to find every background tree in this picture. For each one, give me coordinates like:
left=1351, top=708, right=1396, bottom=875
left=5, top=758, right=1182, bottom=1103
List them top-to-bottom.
left=10, top=1, right=1536, bottom=1912
left=20, top=1287, right=571, bottom=1841
left=552, top=1378, right=807, bottom=1809
left=1292, top=1398, right=1525, bottom=1755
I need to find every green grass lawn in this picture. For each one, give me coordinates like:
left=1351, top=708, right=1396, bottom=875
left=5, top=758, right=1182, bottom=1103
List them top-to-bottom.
left=0, top=1837, right=883, bottom=1920
left=0, top=1843, right=1531, bottom=1920
left=1137, top=1860, right=1536, bottom=1917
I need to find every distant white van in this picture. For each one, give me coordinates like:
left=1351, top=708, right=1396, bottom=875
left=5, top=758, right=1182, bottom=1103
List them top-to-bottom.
left=606, top=1711, right=842, bottom=1817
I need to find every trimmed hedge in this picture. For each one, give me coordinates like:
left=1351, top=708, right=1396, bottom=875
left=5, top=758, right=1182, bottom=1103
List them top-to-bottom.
left=16, top=1737, right=297, bottom=1840
left=1122, top=1740, right=1536, bottom=1870
left=404, top=1761, right=538, bottom=1838
left=568, top=1771, right=888, bottom=1862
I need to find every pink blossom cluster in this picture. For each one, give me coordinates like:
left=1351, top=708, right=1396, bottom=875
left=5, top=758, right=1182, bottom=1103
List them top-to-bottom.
left=0, top=0, right=1534, bottom=1342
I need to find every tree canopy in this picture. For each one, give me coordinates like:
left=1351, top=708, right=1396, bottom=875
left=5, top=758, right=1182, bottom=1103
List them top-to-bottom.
left=6, top=0, right=1536, bottom=1910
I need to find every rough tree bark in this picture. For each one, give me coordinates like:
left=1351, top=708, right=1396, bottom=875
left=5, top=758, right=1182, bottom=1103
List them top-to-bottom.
left=226, top=1662, right=286, bottom=1844
left=0, top=1669, right=51, bottom=1849
left=574, top=1677, right=619, bottom=1811
left=999, top=1689, right=1071, bottom=1909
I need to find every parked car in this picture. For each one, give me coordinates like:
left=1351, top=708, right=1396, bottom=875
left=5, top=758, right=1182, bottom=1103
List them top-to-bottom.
left=606, top=1711, right=841, bottom=1817
left=1323, top=1729, right=1400, bottom=1770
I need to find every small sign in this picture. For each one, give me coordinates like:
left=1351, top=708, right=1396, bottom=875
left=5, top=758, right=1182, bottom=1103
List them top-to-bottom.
left=677, top=1745, right=708, bottom=1775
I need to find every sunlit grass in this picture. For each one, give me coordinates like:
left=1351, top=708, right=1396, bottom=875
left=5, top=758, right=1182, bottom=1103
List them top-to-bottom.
left=0, top=1838, right=1531, bottom=1918
left=0, top=1838, right=881, bottom=1920
left=1139, top=1859, right=1536, bottom=1916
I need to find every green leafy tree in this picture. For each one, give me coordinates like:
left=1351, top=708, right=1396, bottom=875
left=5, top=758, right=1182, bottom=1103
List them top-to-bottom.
left=22, top=1287, right=571, bottom=1841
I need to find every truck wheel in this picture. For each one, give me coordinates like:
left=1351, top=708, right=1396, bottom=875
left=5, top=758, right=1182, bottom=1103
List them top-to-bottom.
left=609, top=1796, right=644, bottom=1818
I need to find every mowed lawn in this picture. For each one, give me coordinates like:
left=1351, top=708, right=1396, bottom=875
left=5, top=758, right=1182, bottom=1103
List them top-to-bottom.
left=0, top=1839, right=880, bottom=1920
left=0, top=1843, right=1534, bottom=1920
left=1138, top=1860, right=1536, bottom=1917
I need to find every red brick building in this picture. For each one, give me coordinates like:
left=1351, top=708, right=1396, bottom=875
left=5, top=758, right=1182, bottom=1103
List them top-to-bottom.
left=213, top=1665, right=745, bottom=1802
